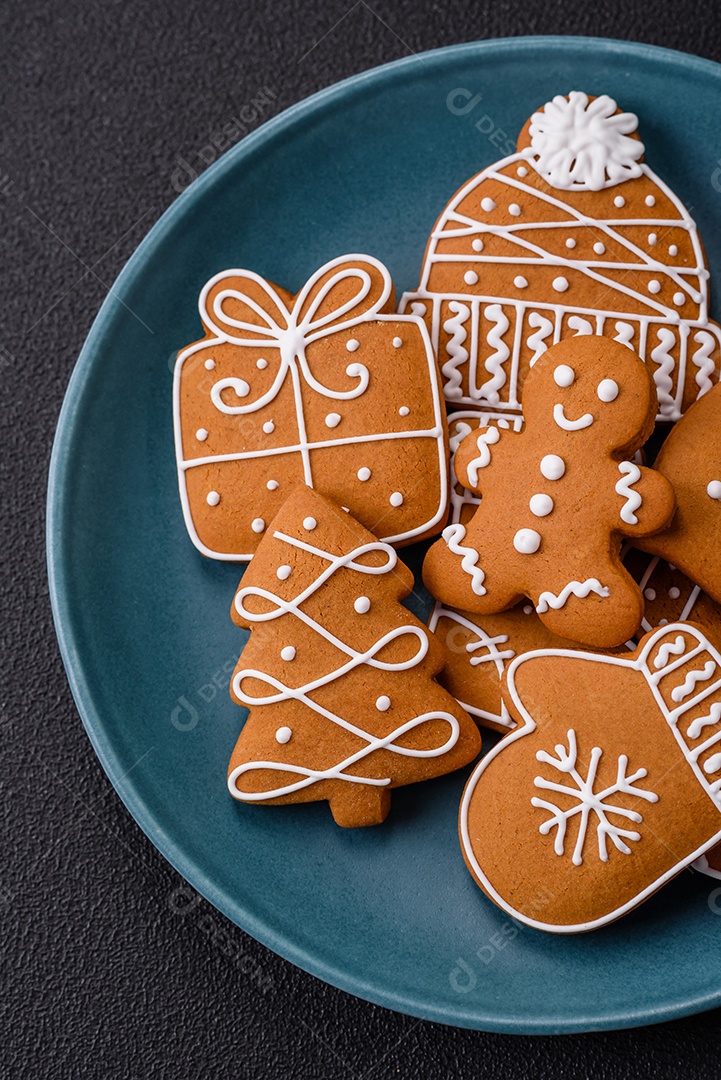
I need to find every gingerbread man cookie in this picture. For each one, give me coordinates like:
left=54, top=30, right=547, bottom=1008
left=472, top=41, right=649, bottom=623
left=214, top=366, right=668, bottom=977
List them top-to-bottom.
left=402, top=91, right=721, bottom=420
left=423, top=336, right=676, bottom=648
left=635, top=383, right=721, bottom=604
left=460, top=622, right=721, bottom=932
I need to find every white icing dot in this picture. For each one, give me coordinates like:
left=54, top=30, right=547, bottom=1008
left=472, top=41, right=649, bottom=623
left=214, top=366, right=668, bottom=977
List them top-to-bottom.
left=517, top=166, right=528, bottom=177
left=614, top=195, right=626, bottom=208
left=645, top=195, right=656, bottom=207
left=481, top=197, right=496, bottom=212
left=509, top=203, right=521, bottom=216
left=648, top=233, right=657, bottom=246
left=565, top=237, right=576, bottom=249
left=472, top=238, right=484, bottom=252
left=593, top=242, right=605, bottom=255
left=669, top=244, right=678, bottom=256
left=464, top=270, right=479, bottom=285
left=514, top=275, right=528, bottom=289
left=552, top=276, right=569, bottom=292
left=648, top=280, right=661, bottom=294
left=673, top=292, right=685, bottom=306
left=392, top=337, right=403, bottom=348
left=346, top=338, right=360, bottom=352
left=204, top=358, right=216, bottom=370
left=256, top=358, right=268, bottom=369
left=554, top=364, right=575, bottom=387
left=597, top=378, right=619, bottom=402
left=399, top=406, right=410, bottom=416
left=325, top=412, right=341, bottom=428
left=263, top=420, right=275, bottom=434
left=196, top=428, right=209, bottom=441
left=540, top=454, right=565, bottom=480
left=357, top=467, right=371, bottom=481
left=267, top=479, right=279, bottom=490
left=707, top=480, right=721, bottom=501
left=206, top=491, right=220, bottom=506
left=390, top=492, right=404, bottom=507
left=529, top=493, right=554, bottom=517
left=303, top=516, right=317, bottom=530
left=251, top=518, right=265, bottom=533
left=514, top=528, right=541, bottom=554
left=277, top=564, right=292, bottom=580
left=669, top=587, right=681, bottom=599
left=644, top=588, right=656, bottom=601
left=354, top=596, right=371, bottom=614
left=523, top=604, right=533, bottom=614
left=659, top=618, right=669, bottom=626
left=280, top=646, right=296, bottom=661
left=375, top=695, right=391, bottom=712
left=275, top=726, right=292, bottom=744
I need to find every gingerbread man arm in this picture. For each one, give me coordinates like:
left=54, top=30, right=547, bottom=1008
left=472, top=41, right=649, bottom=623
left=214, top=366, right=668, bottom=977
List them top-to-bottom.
left=455, top=426, right=521, bottom=492
left=613, top=461, right=675, bottom=537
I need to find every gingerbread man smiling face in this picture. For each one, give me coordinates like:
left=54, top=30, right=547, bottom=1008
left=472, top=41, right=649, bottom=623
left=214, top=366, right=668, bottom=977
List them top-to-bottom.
left=423, top=336, right=676, bottom=648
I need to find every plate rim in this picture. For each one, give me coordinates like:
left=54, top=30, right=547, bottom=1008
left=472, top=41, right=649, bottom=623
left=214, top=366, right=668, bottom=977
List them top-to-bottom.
left=47, top=34, right=721, bottom=1034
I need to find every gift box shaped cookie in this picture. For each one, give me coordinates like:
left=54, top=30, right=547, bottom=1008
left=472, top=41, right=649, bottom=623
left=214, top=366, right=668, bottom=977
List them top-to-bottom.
left=401, top=91, right=721, bottom=421
left=174, top=255, right=449, bottom=560
left=460, top=622, right=721, bottom=932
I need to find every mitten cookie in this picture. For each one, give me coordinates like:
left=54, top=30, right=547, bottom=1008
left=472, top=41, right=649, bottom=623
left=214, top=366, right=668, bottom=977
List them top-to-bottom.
left=402, top=91, right=721, bottom=420
left=174, top=255, right=449, bottom=560
left=423, top=335, right=676, bottom=648
left=635, top=384, right=721, bottom=603
left=227, top=486, right=481, bottom=827
left=460, top=622, right=721, bottom=932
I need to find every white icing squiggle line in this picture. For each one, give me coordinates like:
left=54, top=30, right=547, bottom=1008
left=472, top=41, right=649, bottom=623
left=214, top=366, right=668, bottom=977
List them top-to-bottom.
left=442, top=301, right=470, bottom=400
left=480, top=303, right=510, bottom=403
left=526, top=311, right=553, bottom=366
left=568, top=315, right=594, bottom=336
left=614, top=321, right=635, bottom=349
left=650, top=327, right=677, bottom=419
left=692, top=330, right=716, bottom=397
left=449, top=420, right=473, bottom=456
left=466, top=427, right=500, bottom=487
left=615, top=461, right=642, bottom=525
left=442, top=523, right=486, bottom=595
left=536, top=579, right=610, bottom=613
left=653, top=634, right=686, bottom=670
left=671, top=661, right=717, bottom=703
left=688, top=702, right=721, bottom=740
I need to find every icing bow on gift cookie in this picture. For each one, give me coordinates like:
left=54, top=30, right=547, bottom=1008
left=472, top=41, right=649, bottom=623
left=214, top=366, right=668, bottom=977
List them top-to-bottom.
left=423, top=336, right=676, bottom=648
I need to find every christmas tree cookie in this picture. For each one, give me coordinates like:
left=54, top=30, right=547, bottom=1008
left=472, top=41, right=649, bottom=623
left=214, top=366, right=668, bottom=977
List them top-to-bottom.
left=402, top=91, right=721, bottom=421
left=227, top=487, right=481, bottom=827
left=460, top=622, right=721, bottom=932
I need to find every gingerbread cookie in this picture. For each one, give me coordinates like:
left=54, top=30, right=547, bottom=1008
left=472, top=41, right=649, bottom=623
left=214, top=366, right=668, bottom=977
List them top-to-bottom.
left=401, top=91, right=721, bottom=421
left=174, top=255, right=449, bottom=560
left=423, top=336, right=676, bottom=648
left=635, top=383, right=721, bottom=604
left=447, top=410, right=524, bottom=526
left=227, top=486, right=481, bottom=827
left=460, top=622, right=721, bottom=932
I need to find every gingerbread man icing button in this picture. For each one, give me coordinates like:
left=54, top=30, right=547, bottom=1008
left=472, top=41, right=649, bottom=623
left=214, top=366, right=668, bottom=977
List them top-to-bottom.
left=423, top=336, right=676, bottom=648
left=635, top=383, right=721, bottom=605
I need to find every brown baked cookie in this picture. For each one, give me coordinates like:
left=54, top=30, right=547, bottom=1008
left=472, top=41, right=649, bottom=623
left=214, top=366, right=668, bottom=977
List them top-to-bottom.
left=401, top=91, right=721, bottom=421
left=174, top=255, right=449, bottom=560
left=423, top=335, right=676, bottom=648
left=635, top=384, right=721, bottom=604
left=447, top=410, right=524, bottom=526
left=227, top=486, right=481, bottom=827
left=623, top=549, right=721, bottom=638
left=460, top=622, right=721, bottom=932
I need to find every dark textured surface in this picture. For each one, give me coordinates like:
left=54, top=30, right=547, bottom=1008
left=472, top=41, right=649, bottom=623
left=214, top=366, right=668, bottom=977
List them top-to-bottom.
left=4, top=1, right=721, bottom=1076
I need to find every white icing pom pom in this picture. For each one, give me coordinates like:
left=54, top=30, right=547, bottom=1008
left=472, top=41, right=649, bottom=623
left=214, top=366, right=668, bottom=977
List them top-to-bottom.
left=529, top=91, right=643, bottom=191
left=645, top=194, right=656, bottom=206
left=614, top=195, right=626, bottom=208
left=481, top=197, right=496, bottom=212
left=509, top=203, right=521, bottom=216
left=648, top=233, right=657, bottom=246
left=565, top=237, right=576, bottom=249
left=472, top=238, right=484, bottom=252
left=593, top=242, right=605, bottom=255
left=669, top=244, right=678, bottom=256
left=464, top=270, right=479, bottom=285
left=514, top=276, right=528, bottom=289
left=552, top=276, right=569, bottom=292
left=648, top=280, right=661, bottom=294
left=673, top=292, right=685, bottom=306
left=392, top=337, right=403, bottom=348
left=346, top=338, right=360, bottom=352
left=204, top=358, right=216, bottom=370
left=256, top=358, right=268, bottom=369
left=554, top=364, right=575, bottom=387
left=597, top=378, right=619, bottom=402
left=399, top=406, right=410, bottom=416
left=325, top=412, right=341, bottom=428
left=263, top=420, right=275, bottom=434
left=196, top=428, right=208, bottom=441
left=540, top=454, right=565, bottom=480
left=357, top=467, right=371, bottom=481
left=267, top=479, right=279, bottom=490
left=707, top=480, right=721, bottom=501
left=206, top=491, right=220, bottom=506
left=390, top=492, right=404, bottom=507
left=529, top=494, right=554, bottom=517
left=303, top=517, right=317, bottom=530
left=251, top=518, right=265, bottom=533
left=514, top=528, right=541, bottom=554
left=277, top=565, right=292, bottom=580
left=669, top=587, right=680, bottom=599
left=644, top=589, right=656, bottom=601
left=354, top=596, right=371, bottom=614
left=280, top=646, right=296, bottom=661
left=375, top=695, right=391, bottom=712
left=275, top=726, right=292, bottom=744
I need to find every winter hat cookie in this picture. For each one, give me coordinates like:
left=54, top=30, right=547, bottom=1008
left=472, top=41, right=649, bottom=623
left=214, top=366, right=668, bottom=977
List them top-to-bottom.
left=401, top=91, right=721, bottom=421
left=174, top=255, right=449, bottom=560
left=423, top=335, right=676, bottom=648
left=635, top=384, right=721, bottom=604
left=227, top=486, right=481, bottom=827
left=460, top=622, right=721, bottom=932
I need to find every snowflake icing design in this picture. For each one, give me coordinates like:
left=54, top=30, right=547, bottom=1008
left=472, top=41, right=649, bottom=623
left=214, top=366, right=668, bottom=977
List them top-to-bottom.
left=531, top=729, right=658, bottom=865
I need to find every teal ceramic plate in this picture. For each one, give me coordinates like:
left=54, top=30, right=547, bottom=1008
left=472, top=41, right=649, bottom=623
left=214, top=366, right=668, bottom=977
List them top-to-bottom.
left=47, top=37, right=721, bottom=1033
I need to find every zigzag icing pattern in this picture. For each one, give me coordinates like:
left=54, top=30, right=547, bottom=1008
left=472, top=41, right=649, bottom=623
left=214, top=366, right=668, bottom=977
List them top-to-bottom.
left=442, top=301, right=470, bottom=400
left=480, top=304, right=510, bottom=402
left=527, top=312, right=554, bottom=365
left=650, top=327, right=678, bottom=419
left=692, top=330, right=716, bottom=397
left=466, top=427, right=500, bottom=487
left=615, top=461, right=643, bottom=525
left=442, top=523, right=487, bottom=595
left=536, top=578, right=610, bottom=613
